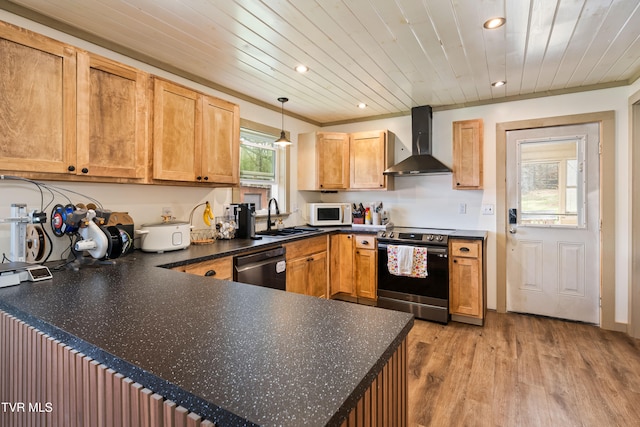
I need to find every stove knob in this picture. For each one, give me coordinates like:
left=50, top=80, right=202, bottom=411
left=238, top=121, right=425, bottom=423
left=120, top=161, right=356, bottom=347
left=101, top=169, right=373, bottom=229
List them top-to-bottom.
left=380, top=231, right=386, bottom=238
left=389, top=232, right=395, bottom=238
left=426, top=234, right=434, bottom=241
left=436, top=235, right=444, bottom=242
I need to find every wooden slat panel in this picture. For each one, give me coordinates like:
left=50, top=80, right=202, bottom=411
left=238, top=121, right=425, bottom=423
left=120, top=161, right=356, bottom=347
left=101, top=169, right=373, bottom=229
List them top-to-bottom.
left=1, top=310, right=405, bottom=427
left=63, top=346, right=74, bottom=427
left=74, top=351, right=85, bottom=427
left=97, top=363, right=108, bottom=427
left=105, top=368, right=116, bottom=427
left=113, top=372, right=125, bottom=427
left=122, top=377, right=133, bottom=427
left=130, top=382, right=144, bottom=427
left=140, top=388, right=153, bottom=427
left=150, top=393, right=164, bottom=427
left=163, top=400, right=177, bottom=427
left=175, top=406, right=189, bottom=427
left=186, top=412, right=202, bottom=427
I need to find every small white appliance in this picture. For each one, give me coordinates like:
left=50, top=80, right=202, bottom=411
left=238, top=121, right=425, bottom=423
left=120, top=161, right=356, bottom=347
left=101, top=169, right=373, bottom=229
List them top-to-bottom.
left=307, top=203, right=352, bottom=226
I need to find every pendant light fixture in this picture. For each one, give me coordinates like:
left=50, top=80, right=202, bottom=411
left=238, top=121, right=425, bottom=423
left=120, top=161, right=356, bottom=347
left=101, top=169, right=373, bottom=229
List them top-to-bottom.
left=274, top=97, right=291, bottom=146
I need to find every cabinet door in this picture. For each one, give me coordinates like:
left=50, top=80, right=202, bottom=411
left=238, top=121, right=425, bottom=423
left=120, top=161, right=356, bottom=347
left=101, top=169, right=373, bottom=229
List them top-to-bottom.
left=0, top=22, right=76, bottom=174
left=77, top=52, right=148, bottom=179
left=153, top=78, right=202, bottom=182
left=202, top=95, right=240, bottom=184
left=452, top=119, right=483, bottom=189
left=350, top=130, right=387, bottom=189
left=317, top=132, right=349, bottom=189
left=330, top=234, right=354, bottom=296
left=354, top=248, right=377, bottom=299
left=307, top=251, right=328, bottom=298
left=450, top=256, right=481, bottom=316
left=286, top=257, right=309, bottom=295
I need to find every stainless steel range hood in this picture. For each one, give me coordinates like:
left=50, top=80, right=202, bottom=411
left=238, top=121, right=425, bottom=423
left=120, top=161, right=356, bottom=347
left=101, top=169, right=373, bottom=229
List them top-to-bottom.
left=383, top=105, right=451, bottom=176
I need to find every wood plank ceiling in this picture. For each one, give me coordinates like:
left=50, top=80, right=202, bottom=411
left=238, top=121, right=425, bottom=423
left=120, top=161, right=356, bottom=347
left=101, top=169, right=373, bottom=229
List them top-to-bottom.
left=2, top=0, right=640, bottom=124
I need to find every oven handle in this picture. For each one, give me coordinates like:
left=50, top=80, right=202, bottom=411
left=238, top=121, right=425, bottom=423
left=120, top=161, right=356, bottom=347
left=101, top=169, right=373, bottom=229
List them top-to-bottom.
left=377, top=243, right=448, bottom=256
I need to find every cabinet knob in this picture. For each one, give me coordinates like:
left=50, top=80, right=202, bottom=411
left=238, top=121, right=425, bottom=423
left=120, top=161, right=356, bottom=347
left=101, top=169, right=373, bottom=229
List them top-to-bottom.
left=68, top=165, right=75, bottom=172
left=81, top=168, right=89, bottom=174
left=196, top=176, right=202, bottom=181
left=203, top=176, right=209, bottom=181
left=456, top=182, right=461, bottom=186
left=320, top=184, right=323, bottom=188
left=361, top=240, right=369, bottom=245
left=460, top=247, right=470, bottom=252
left=307, top=257, right=314, bottom=262
left=453, top=259, right=458, bottom=263
left=204, top=270, right=217, bottom=277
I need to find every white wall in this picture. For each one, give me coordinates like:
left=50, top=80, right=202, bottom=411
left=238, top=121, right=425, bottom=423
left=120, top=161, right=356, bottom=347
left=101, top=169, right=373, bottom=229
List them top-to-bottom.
left=0, top=10, right=317, bottom=261
left=1, top=10, right=637, bottom=325
left=321, top=85, right=637, bottom=323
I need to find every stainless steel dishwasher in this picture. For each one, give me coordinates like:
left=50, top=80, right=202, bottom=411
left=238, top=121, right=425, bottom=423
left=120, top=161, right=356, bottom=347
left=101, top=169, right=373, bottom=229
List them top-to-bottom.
left=233, top=246, right=287, bottom=290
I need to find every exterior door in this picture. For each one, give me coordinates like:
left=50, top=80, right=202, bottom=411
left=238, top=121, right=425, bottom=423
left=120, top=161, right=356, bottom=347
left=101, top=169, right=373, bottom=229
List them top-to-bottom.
left=506, top=123, right=600, bottom=323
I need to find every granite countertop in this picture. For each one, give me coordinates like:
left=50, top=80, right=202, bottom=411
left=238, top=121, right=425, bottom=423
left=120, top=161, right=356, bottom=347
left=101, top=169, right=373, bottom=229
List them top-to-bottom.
left=0, top=230, right=414, bottom=427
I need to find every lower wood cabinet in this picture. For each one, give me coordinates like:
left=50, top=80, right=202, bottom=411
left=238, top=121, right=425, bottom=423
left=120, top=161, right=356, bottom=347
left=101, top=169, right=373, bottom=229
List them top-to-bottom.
left=330, top=234, right=377, bottom=302
left=284, top=236, right=329, bottom=298
left=449, top=238, right=486, bottom=325
left=171, top=255, right=233, bottom=280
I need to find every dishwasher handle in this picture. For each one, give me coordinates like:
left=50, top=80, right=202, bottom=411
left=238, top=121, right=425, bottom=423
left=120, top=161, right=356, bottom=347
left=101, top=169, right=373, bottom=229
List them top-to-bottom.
left=234, top=246, right=285, bottom=268
left=235, top=257, right=286, bottom=274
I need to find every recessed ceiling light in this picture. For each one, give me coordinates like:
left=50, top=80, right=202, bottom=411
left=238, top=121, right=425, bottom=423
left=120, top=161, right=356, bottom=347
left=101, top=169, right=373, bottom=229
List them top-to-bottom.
left=483, top=17, right=506, bottom=29
left=295, top=65, right=309, bottom=73
left=491, top=80, right=506, bottom=87
left=357, top=103, right=367, bottom=109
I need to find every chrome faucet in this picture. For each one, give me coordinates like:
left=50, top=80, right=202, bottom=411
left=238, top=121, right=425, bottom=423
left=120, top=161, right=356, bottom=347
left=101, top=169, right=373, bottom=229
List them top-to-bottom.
left=266, top=198, right=280, bottom=231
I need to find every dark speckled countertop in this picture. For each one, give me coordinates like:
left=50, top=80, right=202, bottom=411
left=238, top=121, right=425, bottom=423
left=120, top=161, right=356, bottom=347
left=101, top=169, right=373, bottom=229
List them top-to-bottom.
left=0, top=229, right=414, bottom=427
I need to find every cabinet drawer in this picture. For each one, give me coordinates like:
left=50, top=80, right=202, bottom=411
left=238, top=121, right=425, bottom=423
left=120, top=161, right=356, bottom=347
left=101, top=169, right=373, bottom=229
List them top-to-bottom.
left=285, top=235, right=328, bottom=260
left=354, top=235, right=376, bottom=250
left=450, top=240, right=480, bottom=258
left=174, top=256, right=233, bottom=279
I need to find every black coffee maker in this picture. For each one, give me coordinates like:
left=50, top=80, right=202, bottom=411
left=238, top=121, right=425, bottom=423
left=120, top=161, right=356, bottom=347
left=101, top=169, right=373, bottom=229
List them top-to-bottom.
left=234, top=203, right=258, bottom=239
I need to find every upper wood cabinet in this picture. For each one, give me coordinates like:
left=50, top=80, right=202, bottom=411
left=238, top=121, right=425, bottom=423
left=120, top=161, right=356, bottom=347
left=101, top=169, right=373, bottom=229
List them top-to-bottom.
left=0, top=21, right=77, bottom=175
left=76, top=51, right=148, bottom=179
left=152, top=78, right=239, bottom=185
left=202, top=96, right=240, bottom=185
left=452, top=119, right=483, bottom=189
left=298, top=130, right=391, bottom=191
left=350, top=130, right=389, bottom=189
left=298, top=132, right=350, bottom=190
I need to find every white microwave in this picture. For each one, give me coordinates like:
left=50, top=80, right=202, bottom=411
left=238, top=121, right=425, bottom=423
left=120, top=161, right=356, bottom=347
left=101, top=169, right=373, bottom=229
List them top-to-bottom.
left=307, top=203, right=352, bottom=226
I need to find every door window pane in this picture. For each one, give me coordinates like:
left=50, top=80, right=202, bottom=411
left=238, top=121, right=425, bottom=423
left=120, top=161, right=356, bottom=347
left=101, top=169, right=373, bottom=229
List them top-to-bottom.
left=518, top=138, right=584, bottom=227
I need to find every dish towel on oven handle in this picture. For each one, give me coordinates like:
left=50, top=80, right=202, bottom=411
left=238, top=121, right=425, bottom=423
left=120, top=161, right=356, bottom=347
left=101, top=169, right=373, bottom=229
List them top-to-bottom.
left=387, top=245, right=428, bottom=278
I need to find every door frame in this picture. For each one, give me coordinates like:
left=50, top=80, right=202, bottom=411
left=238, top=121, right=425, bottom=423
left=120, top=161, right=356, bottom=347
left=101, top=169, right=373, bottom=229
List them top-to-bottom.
left=630, top=90, right=640, bottom=339
left=496, top=111, right=622, bottom=332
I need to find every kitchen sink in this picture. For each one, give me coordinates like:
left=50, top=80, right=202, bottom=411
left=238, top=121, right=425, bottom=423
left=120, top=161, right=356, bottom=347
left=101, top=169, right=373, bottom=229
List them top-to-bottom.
left=256, top=227, right=320, bottom=237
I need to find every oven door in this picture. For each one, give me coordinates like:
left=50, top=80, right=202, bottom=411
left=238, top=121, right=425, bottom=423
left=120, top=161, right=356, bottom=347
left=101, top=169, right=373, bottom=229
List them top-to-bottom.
left=377, top=243, right=449, bottom=323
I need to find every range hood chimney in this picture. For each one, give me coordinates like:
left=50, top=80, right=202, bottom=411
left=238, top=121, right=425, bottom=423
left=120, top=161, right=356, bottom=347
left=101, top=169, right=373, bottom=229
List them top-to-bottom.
left=383, top=105, right=451, bottom=176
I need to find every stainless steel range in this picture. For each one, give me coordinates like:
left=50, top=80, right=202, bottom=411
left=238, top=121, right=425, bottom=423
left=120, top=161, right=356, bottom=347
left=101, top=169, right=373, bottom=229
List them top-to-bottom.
left=376, top=227, right=451, bottom=323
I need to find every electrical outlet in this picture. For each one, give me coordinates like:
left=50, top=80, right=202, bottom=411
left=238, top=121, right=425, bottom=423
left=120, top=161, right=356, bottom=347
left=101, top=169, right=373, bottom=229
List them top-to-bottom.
left=458, top=203, right=467, bottom=214
left=482, top=204, right=495, bottom=215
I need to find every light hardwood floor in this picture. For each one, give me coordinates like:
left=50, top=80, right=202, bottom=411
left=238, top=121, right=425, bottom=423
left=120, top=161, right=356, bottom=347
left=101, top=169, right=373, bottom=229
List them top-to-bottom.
left=407, top=311, right=640, bottom=427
